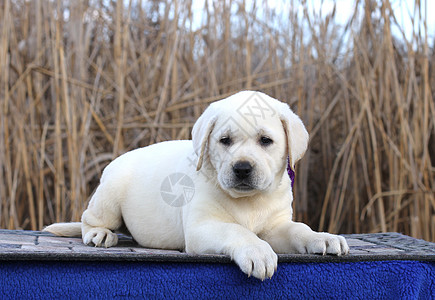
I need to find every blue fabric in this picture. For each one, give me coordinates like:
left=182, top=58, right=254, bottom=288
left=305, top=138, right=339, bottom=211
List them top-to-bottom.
left=1, top=260, right=433, bottom=299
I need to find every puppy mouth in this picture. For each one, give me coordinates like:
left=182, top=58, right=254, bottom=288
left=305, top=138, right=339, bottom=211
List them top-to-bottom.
left=233, top=182, right=255, bottom=192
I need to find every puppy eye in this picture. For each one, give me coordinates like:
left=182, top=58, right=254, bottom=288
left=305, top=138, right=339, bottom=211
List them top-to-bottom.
left=259, top=136, right=273, bottom=146
left=219, top=137, right=232, bottom=146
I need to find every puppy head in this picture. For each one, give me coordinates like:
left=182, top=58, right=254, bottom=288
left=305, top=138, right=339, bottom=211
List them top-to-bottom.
left=192, top=91, right=309, bottom=198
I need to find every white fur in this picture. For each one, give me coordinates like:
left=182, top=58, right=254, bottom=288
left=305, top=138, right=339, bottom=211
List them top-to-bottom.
left=44, top=91, right=349, bottom=280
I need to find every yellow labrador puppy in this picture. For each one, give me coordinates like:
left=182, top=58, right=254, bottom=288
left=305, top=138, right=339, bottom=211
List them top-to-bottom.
left=44, top=91, right=348, bottom=280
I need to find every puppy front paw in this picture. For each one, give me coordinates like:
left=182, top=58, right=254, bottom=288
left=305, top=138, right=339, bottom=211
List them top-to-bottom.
left=83, top=227, right=118, bottom=247
left=293, top=232, right=349, bottom=256
left=233, top=240, right=278, bottom=280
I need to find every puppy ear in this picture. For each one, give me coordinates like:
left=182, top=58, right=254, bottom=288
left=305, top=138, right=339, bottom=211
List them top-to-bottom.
left=279, top=104, right=309, bottom=172
left=191, top=106, right=217, bottom=171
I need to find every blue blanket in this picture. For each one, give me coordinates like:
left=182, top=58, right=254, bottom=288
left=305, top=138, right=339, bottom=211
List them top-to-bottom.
left=1, top=260, right=434, bottom=299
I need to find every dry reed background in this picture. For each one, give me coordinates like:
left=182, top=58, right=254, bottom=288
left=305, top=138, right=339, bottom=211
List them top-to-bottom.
left=0, top=0, right=434, bottom=241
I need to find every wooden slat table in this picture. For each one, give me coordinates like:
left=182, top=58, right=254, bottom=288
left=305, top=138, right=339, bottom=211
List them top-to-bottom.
left=0, top=230, right=433, bottom=262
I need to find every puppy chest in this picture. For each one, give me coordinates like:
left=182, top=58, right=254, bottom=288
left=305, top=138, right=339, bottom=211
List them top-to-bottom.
left=233, top=209, right=273, bottom=234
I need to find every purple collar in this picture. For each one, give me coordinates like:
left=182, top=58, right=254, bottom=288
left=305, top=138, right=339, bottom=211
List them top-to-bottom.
left=287, top=158, right=295, bottom=188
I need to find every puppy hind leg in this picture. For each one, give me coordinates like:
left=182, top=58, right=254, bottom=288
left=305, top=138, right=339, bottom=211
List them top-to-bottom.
left=81, top=185, right=123, bottom=248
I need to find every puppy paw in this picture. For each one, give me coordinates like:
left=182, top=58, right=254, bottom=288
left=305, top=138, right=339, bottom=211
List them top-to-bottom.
left=83, top=227, right=118, bottom=248
left=293, top=232, right=349, bottom=256
left=233, top=241, right=278, bottom=280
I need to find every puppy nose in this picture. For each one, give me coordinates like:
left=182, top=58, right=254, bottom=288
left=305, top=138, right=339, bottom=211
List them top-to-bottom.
left=233, top=161, right=253, bottom=179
